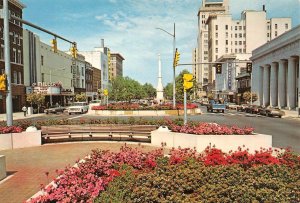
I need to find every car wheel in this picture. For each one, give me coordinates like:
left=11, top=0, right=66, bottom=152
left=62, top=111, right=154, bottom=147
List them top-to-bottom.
left=81, top=109, right=84, bottom=114
left=222, top=110, right=224, bottom=113
left=69, top=113, right=71, bottom=115
left=279, top=115, right=282, bottom=118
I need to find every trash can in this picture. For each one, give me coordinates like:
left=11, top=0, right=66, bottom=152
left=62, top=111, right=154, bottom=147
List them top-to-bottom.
left=27, top=107, right=33, bottom=116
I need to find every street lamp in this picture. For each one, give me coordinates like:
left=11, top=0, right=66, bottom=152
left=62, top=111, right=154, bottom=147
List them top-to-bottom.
left=156, top=23, right=176, bottom=109
left=49, top=68, right=65, bottom=106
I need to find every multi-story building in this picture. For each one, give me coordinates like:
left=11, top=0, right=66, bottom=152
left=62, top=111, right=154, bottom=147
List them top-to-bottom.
left=0, top=0, right=25, bottom=113
left=195, top=0, right=229, bottom=94
left=196, top=0, right=292, bottom=96
left=251, top=25, right=300, bottom=110
left=23, top=30, right=74, bottom=107
left=79, top=39, right=109, bottom=91
left=109, top=52, right=124, bottom=81
left=72, top=53, right=86, bottom=95
left=85, top=61, right=95, bottom=102
left=92, top=67, right=101, bottom=100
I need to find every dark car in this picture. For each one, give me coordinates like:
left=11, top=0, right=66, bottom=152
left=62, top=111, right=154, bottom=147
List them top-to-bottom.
left=237, top=104, right=249, bottom=112
left=44, top=105, right=66, bottom=114
left=247, top=105, right=261, bottom=114
left=259, top=107, right=285, bottom=118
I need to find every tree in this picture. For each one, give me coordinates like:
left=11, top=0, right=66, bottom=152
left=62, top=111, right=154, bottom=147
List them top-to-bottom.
left=142, top=83, right=156, bottom=99
left=164, top=83, right=173, bottom=100
left=243, top=91, right=257, bottom=103
left=207, top=92, right=214, bottom=100
left=26, top=93, right=45, bottom=113
left=75, top=93, right=86, bottom=102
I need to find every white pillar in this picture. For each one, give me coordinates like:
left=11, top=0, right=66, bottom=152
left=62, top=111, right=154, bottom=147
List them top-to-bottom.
left=287, top=57, right=296, bottom=109
left=278, top=60, right=287, bottom=108
left=270, top=62, right=278, bottom=107
left=263, top=65, right=270, bottom=106
left=258, top=66, right=264, bottom=105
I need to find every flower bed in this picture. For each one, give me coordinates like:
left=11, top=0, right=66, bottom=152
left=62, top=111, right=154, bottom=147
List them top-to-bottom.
left=0, top=126, right=23, bottom=134
left=28, top=146, right=300, bottom=203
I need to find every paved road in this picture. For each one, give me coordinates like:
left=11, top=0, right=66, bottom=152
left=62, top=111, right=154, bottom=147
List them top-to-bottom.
left=16, top=108, right=300, bottom=153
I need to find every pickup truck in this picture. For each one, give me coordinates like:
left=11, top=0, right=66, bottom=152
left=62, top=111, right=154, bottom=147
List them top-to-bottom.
left=206, top=100, right=226, bottom=113
left=67, top=102, right=89, bottom=115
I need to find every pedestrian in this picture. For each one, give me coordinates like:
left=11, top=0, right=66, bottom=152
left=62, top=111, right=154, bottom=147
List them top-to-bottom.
left=22, top=105, right=27, bottom=117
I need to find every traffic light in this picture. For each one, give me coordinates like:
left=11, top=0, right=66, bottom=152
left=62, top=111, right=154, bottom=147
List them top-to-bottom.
left=51, top=38, right=57, bottom=53
left=70, top=43, right=77, bottom=58
left=173, top=48, right=180, bottom=67
left=246, top=62, right=252, bottom=73
left=216, top=63, right=222, bottom=74
left=183, top=73, right=193, bottom=90
left=0, top=74, right=7, bottom=91
left=103, top=89, right=108, bottom=96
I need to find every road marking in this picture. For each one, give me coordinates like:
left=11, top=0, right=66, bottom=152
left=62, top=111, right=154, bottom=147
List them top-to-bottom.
left=68, top=115, right=83, bottom=120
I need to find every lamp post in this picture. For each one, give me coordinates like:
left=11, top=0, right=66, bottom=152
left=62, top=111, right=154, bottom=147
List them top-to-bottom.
left=156, top=23, right=176, bottom=109
left=49, top=68, right=65, bottom=106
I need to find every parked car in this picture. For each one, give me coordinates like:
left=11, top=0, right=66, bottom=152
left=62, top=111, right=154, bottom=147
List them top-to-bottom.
left=207, top=100, right=226, bottom=113
left=67, top=102, right=89, bottom=115
left=226, top=103, right=239, bottom=110
left=237, top=104, right=249, bottom=112
left=44, top=105, right=66, bottom=114
left=249, top=105, right=262, bottom=114
left=259, top=107, right=285, bottom=118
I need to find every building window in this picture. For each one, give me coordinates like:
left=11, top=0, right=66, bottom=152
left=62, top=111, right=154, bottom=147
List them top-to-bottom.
left=285, top=23, right=288, bottom=29
left=275, top=24, right=278, bottom=29
left=215, top=25, right=218, bottom=30
left=225, top=25, right=228, bottom=30
left=235, top=26, right=237, bottom=30
left=239, top=26, right=242, bottom=30
left=275, top=31, right=278, bottom=37
left=215, top=32, right=218, bottom=38
left=226, top=32, right=228, bottom=38
left=235, top=33, right=237, bottom=38
left=239, top=33, right=242, bottom=38
left=267, top=33, right=270, bottom=37
left=215, top=40, right=218, bottom=45
left=226, top=40, right=228, bottom=45
left=235, top=41, right=237, bottom=45
left=239, top=41, right=242, bottom=45
left=243, top=41, right=246, bottom=45
left=0, top=45, right=4, bottom=60
left=12, top=48, right=16, bottom=63
left=215, top=48, right=218, bottom=53
left=226, top=48, right=228, bottom=53
left=235, top=49, right=237, bottom=53
left=239, top=49, right=242, bottom=53
left=243, top=49, right=246, bottom=53
left=17, top=50, right=21, bottom=64
left=41, top=55, right=44, bottom=66
left=215, top=55, right=218, bottom=61
left=81, top=67, right=84, bottom=76
left=13, top=71, right=17, bottom=83
left=18, top=72, right=22, bottom=84
left=41, top=73, right=44, bottom=82
left=82, top=79, right=84, bottom=88
left=71, top=80, right=73, bottom=87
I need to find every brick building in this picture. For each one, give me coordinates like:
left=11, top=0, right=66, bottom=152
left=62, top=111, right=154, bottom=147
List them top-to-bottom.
left=0, top=0, right=26, bottom=113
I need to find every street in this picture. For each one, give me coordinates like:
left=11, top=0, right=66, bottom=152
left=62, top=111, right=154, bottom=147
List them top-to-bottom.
left=18, top=107, right=300, bottom=153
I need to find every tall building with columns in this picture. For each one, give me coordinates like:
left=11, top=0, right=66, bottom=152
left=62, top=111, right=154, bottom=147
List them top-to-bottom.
left=251, top=25, right=300, bottom=110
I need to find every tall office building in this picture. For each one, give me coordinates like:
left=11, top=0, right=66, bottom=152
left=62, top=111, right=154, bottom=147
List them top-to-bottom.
left=195, top=0, right=291, bottom=95
left=195, top=0, right=229, bottom=94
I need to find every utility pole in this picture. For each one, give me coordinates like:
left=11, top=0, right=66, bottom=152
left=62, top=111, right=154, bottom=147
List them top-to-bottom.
left=4, top=0, right=13, bottom=126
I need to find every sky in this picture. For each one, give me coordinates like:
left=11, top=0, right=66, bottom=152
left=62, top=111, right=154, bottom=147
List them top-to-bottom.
left=21, top=0, right=300, bottom=87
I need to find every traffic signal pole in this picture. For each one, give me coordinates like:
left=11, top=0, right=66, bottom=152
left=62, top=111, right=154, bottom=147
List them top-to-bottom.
left=4, top=0, right=13, bottom=126
left=184, top=89, right=187, bottom=125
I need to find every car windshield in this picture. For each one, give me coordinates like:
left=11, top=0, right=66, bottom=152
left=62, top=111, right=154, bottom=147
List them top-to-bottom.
left=73, top=103, right=85, bottom=106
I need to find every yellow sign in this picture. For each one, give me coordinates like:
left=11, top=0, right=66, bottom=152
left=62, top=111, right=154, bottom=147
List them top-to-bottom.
left=183, top=73, right=193, bottom=90
left=0, top=74, right=6, bottom=91
left=103, top=89, right=108, bottom=96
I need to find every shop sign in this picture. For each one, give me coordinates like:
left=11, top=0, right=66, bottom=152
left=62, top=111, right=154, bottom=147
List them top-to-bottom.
left=32, top=81, right=62, bottom=87
left=33, top=86, right=61, bottom=95
left=61, top=88, right=73, bottom=95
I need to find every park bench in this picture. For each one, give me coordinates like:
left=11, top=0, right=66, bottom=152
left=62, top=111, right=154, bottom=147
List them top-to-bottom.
left=41, top=125, right=158, bottom=143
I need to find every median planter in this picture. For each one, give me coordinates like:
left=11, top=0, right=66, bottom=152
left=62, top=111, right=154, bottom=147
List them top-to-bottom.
left=91, top=108, right=202, bottom=116
left=151, top=129, right=272, bottom=153
left=0, top=131, right=42, bottom=151
left=0, top=155, right=6, bottom=181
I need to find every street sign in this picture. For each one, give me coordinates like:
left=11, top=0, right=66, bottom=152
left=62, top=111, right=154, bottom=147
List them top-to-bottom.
left=183, top=73, right=193, bottom=90
left=103, top=89, right=108, bottom=96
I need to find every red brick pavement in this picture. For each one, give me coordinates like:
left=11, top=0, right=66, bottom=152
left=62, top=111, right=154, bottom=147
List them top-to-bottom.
left=0, top=142, right=158, bottom=203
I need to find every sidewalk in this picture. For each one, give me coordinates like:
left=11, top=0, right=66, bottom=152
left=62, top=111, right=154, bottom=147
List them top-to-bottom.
left=282, top=109, right=300, bottom=120
left=0, top=112, right=44, bottom=122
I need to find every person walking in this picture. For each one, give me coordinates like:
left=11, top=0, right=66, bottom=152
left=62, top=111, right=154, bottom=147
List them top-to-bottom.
left=22, top=105, right=27, bottom=117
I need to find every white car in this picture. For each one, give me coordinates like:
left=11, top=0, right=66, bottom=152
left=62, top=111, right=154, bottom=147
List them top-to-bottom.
left=68, top=102, right=89, bottom=115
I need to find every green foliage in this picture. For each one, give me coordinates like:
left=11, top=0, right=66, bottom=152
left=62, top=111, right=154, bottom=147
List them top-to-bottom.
left=109, top=76, right=148, bottom=102
left=142, top=83, right=156, bottom=99
left=164, top=83, right=173, bottom=100
left=243, top=91, right=258, bottom=103
left=26, top=93, right=45, bottom=113
left=75, top=93, right=86, bottom=102
left=99, top=161, right=300, bottom=202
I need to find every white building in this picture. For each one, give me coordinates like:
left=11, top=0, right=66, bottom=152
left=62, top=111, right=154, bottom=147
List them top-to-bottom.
left=195, top=0, right=229, bottom=91
left=196, top=1, right=292, bottom=94
left=251, top=25, right=300, bottom=110
left=23, top=30, right=74, bottom=106
left=79, top=39, right=109, bottom=91
left=214, top=53, right=251, bottom=101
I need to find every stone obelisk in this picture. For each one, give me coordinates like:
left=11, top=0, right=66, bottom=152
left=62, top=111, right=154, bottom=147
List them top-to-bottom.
left=156, top=54, right=164, bottom=103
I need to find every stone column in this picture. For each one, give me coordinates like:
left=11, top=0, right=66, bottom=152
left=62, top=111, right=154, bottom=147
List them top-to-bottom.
left=287, top=57, right=296, bottom=109
left=278, top=60, right=286, bottom=108
left=270, top=62, right=278, bottom=107
left=263, top=65, right=270, bottom=106
left=258, top=66, right=264, bottom=106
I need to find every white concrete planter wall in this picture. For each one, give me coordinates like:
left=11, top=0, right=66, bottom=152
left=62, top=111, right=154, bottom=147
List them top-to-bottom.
left=89, top=108, right=202, bottom=116
left=151, top=129, right=272, bottom=153
left=0, top=131, right=42, bottom=151
left=0, top=155, right=6, bottom=181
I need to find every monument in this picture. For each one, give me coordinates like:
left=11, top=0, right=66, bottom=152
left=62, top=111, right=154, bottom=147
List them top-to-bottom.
left=156, top=54, right=164, bottom=103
